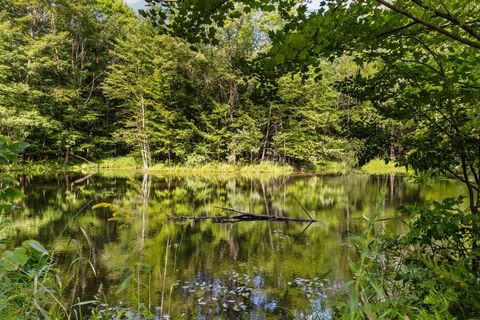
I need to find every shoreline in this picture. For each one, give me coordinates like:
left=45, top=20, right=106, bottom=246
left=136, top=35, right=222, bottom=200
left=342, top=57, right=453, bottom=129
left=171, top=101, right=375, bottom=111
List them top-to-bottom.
left=4, top=158, right=408, bottom=176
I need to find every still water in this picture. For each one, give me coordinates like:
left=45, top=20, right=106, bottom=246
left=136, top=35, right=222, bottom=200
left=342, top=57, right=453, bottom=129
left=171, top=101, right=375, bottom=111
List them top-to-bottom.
left=4, top=173, right=465, bottom=319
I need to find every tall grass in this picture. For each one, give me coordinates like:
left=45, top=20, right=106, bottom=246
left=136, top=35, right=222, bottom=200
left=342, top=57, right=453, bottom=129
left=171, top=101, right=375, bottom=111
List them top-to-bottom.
left=8, top=156, right=414, bottom=177
left=75, top=156, right=139, bottom=170
left=76, top=158, right=295, bottom=175
left=360, top=159, right=407, bottom=175
left=315, top=160, right=352, bottom=174
left=148, top=161, right=238, bottom=173
left=239, top=161, right=294, bottom=174
left=332, top=198, right=480, bottom=319
left=331, top=214, right=412, bottom=319
left=0, top=232, right=101, bottom=319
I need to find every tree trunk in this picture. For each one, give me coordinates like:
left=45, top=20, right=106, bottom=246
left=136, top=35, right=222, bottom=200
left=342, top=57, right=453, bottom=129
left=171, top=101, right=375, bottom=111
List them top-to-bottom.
left=140, top=97, right=150, bottom=169
left=64, top=146, right=70, bottom=165
left=460, top=156, right=479, bottom=272
left=461, top=156, right=478, bottom=215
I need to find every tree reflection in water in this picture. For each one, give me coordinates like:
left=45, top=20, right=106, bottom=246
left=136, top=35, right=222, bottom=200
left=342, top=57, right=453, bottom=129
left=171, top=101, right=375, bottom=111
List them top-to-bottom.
left=3, top=173, right=465, bottom=318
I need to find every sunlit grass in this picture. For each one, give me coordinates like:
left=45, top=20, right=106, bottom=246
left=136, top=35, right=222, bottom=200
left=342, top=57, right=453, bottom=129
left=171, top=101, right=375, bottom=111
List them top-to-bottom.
left=74, top=156, right=139, bottom=170
left=8, top=157, right=412, bottom=177
left=74, top=158, right=294, bottom=175
left=360, top=159, right=408, bottom=175
left=314, top=160, right=352, bottom=174
left=240, top=161, right=294, bottom=174
left=148, top=162, right=238, bottom=173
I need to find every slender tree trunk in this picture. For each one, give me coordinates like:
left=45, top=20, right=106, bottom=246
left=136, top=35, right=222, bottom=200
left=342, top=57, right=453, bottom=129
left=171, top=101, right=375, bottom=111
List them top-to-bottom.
left=140, top=96, right=150, bottom=169
left=64, top=146, right=70, bottom=165
left=460, top=156, right=479, bottom=272
left=461, top=156, right=478, bottom=215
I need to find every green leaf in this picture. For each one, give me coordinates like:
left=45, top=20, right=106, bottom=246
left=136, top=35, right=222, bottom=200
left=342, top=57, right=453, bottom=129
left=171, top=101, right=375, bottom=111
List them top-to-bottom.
left=9, top=142, right=30, bottom=152
left=2, top=188, right=23, bottom=201
left=0, top=203, right=16, bottom=213
left=22, top=240, right=48, bottom=260
left=0, top=248, right=29, bottom=271
left=116, top=275, right=135, bottom=294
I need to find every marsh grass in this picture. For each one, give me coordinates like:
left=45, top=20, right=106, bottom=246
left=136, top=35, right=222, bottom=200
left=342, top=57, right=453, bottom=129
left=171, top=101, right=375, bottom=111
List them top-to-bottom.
left=74, top=156, right=139, bottom=170
left=7, top=157, right=411, bottom=177
left=75, top=157, right=295, bottom=175
left=360, top=159, right=408, bottom=175
left=4, top=160, right=69, bottom=175
left=315, top=160, right=352, bottom=174
left=149, top=161, right=238, bottom=173
left=239, top=161, right=294, bottom=174
left=331, top=198, right=480, bottom=319
left=0, top=212, right=167, bottom=320
left=331, top=213, right=410, bottom=319
left=0, top=229, right=102, bottom=319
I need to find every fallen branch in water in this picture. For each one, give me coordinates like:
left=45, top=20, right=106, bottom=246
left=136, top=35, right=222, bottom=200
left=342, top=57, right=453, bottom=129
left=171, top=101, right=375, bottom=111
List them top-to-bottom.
left=72, top=173, right=96, bottom=185
left=168, top=206, right=319, bottom=223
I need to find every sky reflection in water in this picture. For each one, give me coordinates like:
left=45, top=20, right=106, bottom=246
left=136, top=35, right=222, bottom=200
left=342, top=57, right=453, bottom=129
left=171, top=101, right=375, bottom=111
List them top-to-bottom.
left=5, top=173, right=465, bottom=318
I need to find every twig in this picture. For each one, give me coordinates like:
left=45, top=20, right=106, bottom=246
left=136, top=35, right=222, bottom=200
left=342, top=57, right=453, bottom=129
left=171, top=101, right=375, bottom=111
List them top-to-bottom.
left=71, top=154, right=93, bottom=163
left=72, top=173, right=96, bottom=185
left=289, top=194, right=314, bottom=220
left=290, top=222, right=314, bottom=246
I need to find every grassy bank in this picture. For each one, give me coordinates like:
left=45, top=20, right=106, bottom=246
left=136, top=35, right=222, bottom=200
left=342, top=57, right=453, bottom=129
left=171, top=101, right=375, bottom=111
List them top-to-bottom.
left=5, top=157, right=409, bottom=176
left=72, top=157, right=295, bottom=175
left=77, top=157, right=409, bottom=175
left=360, top=159, right=408, bottom=175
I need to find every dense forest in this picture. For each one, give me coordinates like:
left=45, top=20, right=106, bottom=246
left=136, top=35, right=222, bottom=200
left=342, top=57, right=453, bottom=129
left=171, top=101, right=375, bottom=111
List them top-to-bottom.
left=0, top=0, right=392, bottom=169
left=1, top=0, right=480, bottom=319
left=2, top=0, right=479, bottom=177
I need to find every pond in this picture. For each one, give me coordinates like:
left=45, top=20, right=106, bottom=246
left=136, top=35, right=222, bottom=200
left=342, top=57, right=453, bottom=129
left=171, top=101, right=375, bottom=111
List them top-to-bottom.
left=3, top=173, right=465, bottom=319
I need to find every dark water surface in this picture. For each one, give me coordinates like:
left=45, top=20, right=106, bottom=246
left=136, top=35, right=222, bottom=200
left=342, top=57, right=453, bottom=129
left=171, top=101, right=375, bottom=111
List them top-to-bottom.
left=4, top=173, right=465, bottom=319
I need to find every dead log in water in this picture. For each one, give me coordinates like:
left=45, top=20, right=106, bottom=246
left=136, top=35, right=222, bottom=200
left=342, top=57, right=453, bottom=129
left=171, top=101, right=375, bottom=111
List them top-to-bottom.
left=168, top=205, right=319, bottom=223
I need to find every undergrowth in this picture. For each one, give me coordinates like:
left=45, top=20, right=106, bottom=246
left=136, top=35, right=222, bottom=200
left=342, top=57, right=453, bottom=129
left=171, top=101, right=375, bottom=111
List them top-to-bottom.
left=333, top=197, right=480, bottom=319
